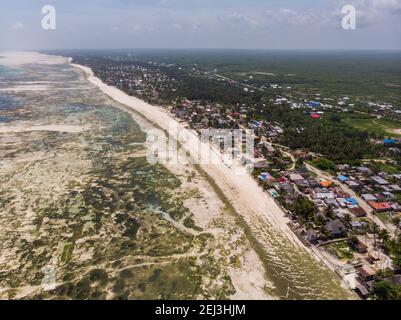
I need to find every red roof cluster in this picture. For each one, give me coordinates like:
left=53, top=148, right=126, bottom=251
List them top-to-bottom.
left=368, top=201, right=392, bottom=211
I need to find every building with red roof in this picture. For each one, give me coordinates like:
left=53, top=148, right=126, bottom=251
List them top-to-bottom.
left=368, top=201, right=393, bottom=212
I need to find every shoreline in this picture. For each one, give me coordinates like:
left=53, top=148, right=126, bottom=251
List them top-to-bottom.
left=0, top=54, right=275, bottom=300
left=70, top=61, right=355, bottom=298
left=71, top=62, right=304, bottom=246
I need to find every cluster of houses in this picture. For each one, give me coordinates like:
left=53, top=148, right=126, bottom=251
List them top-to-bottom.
left=92, top=57, right=401, bottom=122
left=94, top=63, right=179, bottom=104
left=270, top=90, right=401, bottom=120
left=269, top=91, right=358, bottom=113
left=171, top=97, right=400, bottom=253
left=171, top=99, right=285, bottom=143
left=171, top=100, right=238, bottom=131
left=365, top=101, right=401, bottom=118
left=249, top=153, right=401, bottom=298
left=257, top=161, right=401, bottom=241
left=255, top=164, right=401, bottom=299
left=335, top=164, right=401, bottom=214
left=261, top=167, right=371, bottom=241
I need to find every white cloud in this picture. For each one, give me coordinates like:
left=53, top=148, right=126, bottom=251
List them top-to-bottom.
left=332, top=0, right=401, bottom=28
left=371, top=0, right=401, bottom=12
left=263, top=8, right=328, bottom=29
left=219, top=12, right=259, bottom=29
left=11, top=21, right=24, bottom=30
left=173, top=23, right=183, bottom=30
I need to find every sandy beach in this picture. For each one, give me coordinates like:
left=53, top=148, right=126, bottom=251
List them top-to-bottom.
left=1, top=51, right=277, bottom=300
left=0, top=52, right=324, bottom=250
left=70, top=62, right=358, bottom=301
left=71, top=62, right=305, bottom=249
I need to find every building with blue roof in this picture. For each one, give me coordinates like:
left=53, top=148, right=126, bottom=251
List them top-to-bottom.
left=308, top=101, right=321, bottom=108
left=383, top=139, right=397, bottom=145
left=258, top=172, right=272, bottom=182
left=337, top=175, right=349, bottom=182
left=345, top=198, right=358, bottom=206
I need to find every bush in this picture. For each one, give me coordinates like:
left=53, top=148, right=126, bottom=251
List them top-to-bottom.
left=312, top=158, right=335, bottom=171
left=374, top=280, right=401, bottom=300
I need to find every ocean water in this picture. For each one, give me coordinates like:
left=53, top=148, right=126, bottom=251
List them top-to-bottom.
left=0, top=57, right=355, bottom=300
left=0, top=64, right=21, bottom=81
left=0, top=65, right=22, bottom=122
left=0, top=96, right=17, bottom=109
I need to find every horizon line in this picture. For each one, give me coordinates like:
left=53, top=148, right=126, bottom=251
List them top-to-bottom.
left=33, top=47, right=401, bottom=52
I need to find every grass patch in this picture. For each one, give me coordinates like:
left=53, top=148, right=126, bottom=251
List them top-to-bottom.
left=343, top=114, right=401, bottom=138
left=308, top=158, right=335, bottom=172
left=368, top=162, right=400, bottom=174
left=376, top=212, right=392, bottom=224
left=183, top=217, right=203, bottom=232
left=325, top=241, right=354, bottom=260
left=59, top=242, right=75, bottom=265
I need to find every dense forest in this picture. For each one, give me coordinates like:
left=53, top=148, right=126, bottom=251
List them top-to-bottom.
left=163, top=74, right=265, bottom=106
left=249, top=104, right=382, bottom=162
left=280, top=122, right=380, bottom=162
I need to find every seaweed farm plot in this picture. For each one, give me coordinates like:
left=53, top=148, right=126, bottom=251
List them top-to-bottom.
left=0, top=54, right=268, bottom=300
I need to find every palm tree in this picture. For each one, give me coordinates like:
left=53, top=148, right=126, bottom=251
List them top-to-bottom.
left=326, top=206, right=335, bottom=220
left=342, top=213, right=352, bottom=229
left=392, top=217, right=401, bottom=238
left=371, top=222, right=380, bottom=249
left=378, top=229, right=390, bottom=248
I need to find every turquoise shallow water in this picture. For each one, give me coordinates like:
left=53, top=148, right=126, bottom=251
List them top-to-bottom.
left=0, top=65, right=16, bottom=78
left=0, top=67, right=16, bottom=122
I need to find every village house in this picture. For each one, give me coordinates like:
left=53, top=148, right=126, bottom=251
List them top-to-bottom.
left=368, top=201, right=393, bottom=212
left=325, top=220, right=347, bottom=238
left=348, top=237, right=368, bottom=254
left=357, top=265, right=376, bottom=284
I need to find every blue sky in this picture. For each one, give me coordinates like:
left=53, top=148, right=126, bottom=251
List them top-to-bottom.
left=0, top=0, right=400, bottom=50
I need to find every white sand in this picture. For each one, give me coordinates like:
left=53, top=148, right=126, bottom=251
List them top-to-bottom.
left=0, top=51, right=68, bottom=67
left=72, top=62, right=305, bottom=249
left=0, top=85, right=51, bottom=92
left=0, top=124, right=88, bottom=134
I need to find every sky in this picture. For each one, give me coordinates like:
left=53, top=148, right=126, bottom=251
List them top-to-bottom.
left=0, top=0, right=400, bottom=50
